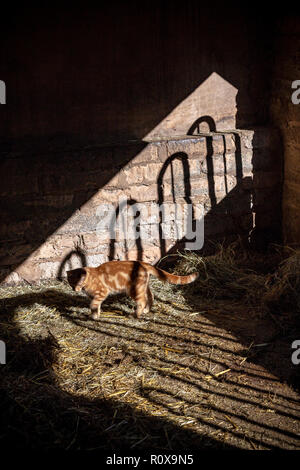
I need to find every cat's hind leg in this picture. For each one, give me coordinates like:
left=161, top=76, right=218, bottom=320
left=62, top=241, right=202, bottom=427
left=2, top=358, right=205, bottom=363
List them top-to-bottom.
left=128, top=269, right=149, bottom=319
left=132, top=285, right=148, bottom=319
left=143, top=286, right=153, bottom=314
left=135, top=296, right=147, bottom=319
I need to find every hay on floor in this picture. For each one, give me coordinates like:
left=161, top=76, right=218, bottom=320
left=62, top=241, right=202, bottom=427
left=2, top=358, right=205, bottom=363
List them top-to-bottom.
left=0, top=241, right=300, bottom=450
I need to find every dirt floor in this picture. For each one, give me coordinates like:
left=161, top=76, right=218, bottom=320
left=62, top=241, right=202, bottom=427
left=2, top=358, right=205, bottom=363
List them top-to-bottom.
left=1, top=265, right=300, bottom=451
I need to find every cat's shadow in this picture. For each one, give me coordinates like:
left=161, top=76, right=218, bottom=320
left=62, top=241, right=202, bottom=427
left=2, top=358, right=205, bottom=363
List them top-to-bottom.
left=0, top=287, right=134, bottom=323
left=64, top=292, right=135, bottom=322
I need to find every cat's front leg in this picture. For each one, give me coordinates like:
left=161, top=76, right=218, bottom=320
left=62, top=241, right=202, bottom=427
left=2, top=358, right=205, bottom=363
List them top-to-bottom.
left=90, top=296, right=105, bottom=320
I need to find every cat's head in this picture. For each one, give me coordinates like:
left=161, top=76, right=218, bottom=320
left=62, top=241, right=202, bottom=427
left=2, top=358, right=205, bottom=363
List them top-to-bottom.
left=66, top=268, right=86, bottom=291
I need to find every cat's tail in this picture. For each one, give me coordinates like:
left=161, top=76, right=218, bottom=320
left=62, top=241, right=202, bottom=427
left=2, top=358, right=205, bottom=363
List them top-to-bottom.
left=144, top=263, right=199, bottom=285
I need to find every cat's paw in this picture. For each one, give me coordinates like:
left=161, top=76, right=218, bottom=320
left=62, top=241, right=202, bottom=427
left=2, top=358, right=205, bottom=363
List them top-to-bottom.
left=91, top=311, right=101, bottom=320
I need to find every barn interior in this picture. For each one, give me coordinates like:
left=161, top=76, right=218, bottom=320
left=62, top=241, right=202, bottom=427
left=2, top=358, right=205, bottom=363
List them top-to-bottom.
left=0, top=2, right=300, bottom=451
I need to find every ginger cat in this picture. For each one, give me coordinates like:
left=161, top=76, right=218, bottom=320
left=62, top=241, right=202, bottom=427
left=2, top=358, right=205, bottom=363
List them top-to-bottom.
left=67, top=260, right=198, bottom=320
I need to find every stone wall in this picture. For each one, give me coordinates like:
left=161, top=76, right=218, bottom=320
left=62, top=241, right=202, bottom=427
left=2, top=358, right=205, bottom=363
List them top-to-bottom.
left=0, top=5, right=283, bottom=284
left=270, top=18, right=300, bottom=245
left=1, top=128, right=281, bottom=284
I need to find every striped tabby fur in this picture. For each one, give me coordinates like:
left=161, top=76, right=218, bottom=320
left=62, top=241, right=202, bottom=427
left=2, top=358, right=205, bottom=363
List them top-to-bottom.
left=67, top=260, right=198, bottom=320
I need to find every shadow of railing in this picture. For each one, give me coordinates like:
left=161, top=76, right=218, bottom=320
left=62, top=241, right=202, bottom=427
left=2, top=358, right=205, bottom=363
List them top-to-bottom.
left=166, top=114, right=281, bottom=260
left=152, top=116, right=297, bottom=396
left=157, top=116, right=252, bottom=262
left=157, top=152, right=194, bottom=257
left=108, top=197, right=143, bottom=262
left=57, top=248, right=87, bottom=281
left=1, top=284, right=299, bottom=450
left=0, top=287, right=240, bottom=450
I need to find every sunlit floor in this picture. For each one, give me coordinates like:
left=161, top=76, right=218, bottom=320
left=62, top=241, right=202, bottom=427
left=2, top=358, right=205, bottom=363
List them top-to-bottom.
left=1, top=277, right=299, bottom=451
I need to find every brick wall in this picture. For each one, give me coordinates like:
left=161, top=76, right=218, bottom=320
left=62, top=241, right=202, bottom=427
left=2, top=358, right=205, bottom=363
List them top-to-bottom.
left=0, top=5, right=283, bottom=284
left=1, top=128, right=281, bottom=284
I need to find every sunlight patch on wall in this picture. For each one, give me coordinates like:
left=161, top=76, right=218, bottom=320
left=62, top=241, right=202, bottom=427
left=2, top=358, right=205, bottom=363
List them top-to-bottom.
left=143, top=72, right=238, bottom=141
